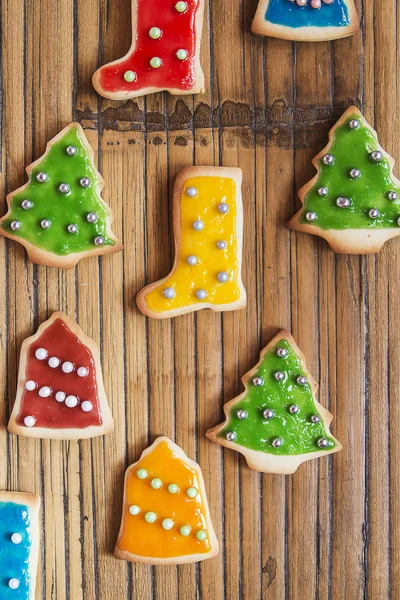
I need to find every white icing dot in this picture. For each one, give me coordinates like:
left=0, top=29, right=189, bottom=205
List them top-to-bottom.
left=35, top=348, right=47, bottom=360
left=48, top=356, right=60, bottom=368
left=62, top=361, right=74, bottom=374
left=77, top=367, right=88, bottom=378
left=25, top=380, right=36, bottom=391
left=38, top=386, right=51, bottom=398
left=55, top=391, right=66, bottom=403
left=65, top=395, right=78, bottom=408
left=81, top=401, right=93, bottom=412
left=24, top=416, right=36, bottom=428
left=11, top=533, right=22, bottom=544
left=8, top=578, right=20, bottom=590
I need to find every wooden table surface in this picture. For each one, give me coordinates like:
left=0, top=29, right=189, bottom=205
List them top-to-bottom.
left=0, top=0, right=397, bottom=598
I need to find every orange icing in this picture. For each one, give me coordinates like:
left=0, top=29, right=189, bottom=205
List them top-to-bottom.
left=144, top=176, right=241, bottom=313
left=117, top=440, right=213, bottom=559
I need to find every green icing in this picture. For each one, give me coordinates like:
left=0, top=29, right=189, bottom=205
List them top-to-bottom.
left=300, top=113, right=400, bottom=230
left=1, top=126, right=115, bottom=255
left=219, top=339, right=336, bottom=455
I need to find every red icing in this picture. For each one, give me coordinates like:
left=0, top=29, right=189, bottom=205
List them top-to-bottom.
left=98, top=0, right=199, bottom=93
left=16, top=319, right=103, bottom=429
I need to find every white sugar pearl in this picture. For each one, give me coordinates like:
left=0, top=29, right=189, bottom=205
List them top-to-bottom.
left=186, top=187, right=198, bottom=197
left=218, top=203, right=229, bottom=214
left=10, top=220, right=22, bottom=231
left=193, top=220, right=204, bottom=231
left=216, top=240, right=227, bottom=250
left=187, top=255, right=198, bottom=266
left=217, top=271, right=229, bottom=283
left=163, top=287, right=175, bottom=299
left=196, top=289, right=207, bottom=300
left=35, top=348, right=48, bottom=360
left=48, top=357, right=60, bottom=368
left=62, top=361, right=74, bottom=374
left=77, top=367, right=88, bottom=378
left=25, top=380, right=36, bottom=391
left=38, top=386, right=51, bottom=398
left=55, top=391, right=66, bottom=403
left=65, top=395, right=78, bottom=408
left=81, top=401, right=93, bottom=412
left=24, top=416, right=36, bottom=428
left=11, top=533, right=22, bottom=544
left=8, top=578, right=20, bottom=589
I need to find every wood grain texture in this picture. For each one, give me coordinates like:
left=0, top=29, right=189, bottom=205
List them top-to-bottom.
left=0, top=0, right=396, bottom=598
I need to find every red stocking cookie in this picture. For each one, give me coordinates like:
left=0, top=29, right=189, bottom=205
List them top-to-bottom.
left=92, top=0, right=205, bottom=99
left=8, top=312, right=114, bottom=440
left=114, top=437, right=219, bottom=564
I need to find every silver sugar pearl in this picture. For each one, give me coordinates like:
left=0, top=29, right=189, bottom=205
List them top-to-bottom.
left=349, top=119, right=360, bottom=130
left=66, top=145, right=78, bottom=156
left=370, top=151, right=382, bottom=162
left=323, top=154, right=335, bottom=166
left=349, top=169, right=361, bottom=179
left=36, top=172, right=49, bottom=183
left=80, top=177, right=91, bottom=188
left=58, top=183, right=70, bottom=194
left=186, top=187, right=198, bottom=197
left=317, top=187, right=328, bottom=197
left=388, top=191, right=398, bottom=201
left=336, top=197, right=351, bottom=208
left=21, top=199, right=33, bottom=210
left=218, top=203, right=229, bottom=214
left=369, top=208, right=380, bottom=219
left=86, top=212, right=98, bottom=224
left=306, top=212, right=318, bottom=222
left=397, top=217, right=400, bottom=227
left=40, top=219, right=51, bottom=229
left=10, top=220, right=22, bottom=231
left=67, top=224, right=78, bottom=234
left=94, top=236, right=104, bottom=246
left=216, top=240, right=227, bottom=250
left=187, top=255, right=198, bottom=266
left=217, top=271, right=229, bottom=283
left=163, top=287, right=175, bottom=299
left=196, top=289, right=207, bottom=300
left=276, top=348, right=288, bottom=358
left=274, top=371, right=285, bottom=381
left=297, top=375, right=307, bottom=385
left=252, top=376, right=264, bottom=387
left=289, top=404, right=300, bottom=414
left=263, top=408, right=275, bottom=420
left=236, top=409, right=248, bottom=420
left=310, top=414, right=320, bottom=423
left=226, top=431, right=237, bottom=442
left=272, top=437, right=283, bottom=448
left=317, top=437, right=329, bottom=448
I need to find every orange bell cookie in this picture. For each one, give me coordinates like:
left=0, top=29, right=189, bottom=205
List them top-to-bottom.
left=136, top=166, right=246, bottom=318
left=114, top=437, right=219, bottom=564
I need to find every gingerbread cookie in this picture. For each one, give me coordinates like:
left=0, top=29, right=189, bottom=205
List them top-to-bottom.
left=92, top=0, right=205, bottom=99
left=252, top=0, right=359, bottom=42
left=287, top=107, right=400, bottom=254
left=0, top=123, right=122, bottom=268
left=137, top=166, right=246, bottom=318
left=8, top=312, right=113, bottom=440
left=206, top=331, right=341, bottom=474
left=114, top=437, right=219, bottom=565
left=0, top=491, right=40, bottom=599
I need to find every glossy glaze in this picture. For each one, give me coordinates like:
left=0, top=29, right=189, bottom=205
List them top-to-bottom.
left=98, top=0, right=199, bottom=93
left=266, top=0, right=349, bottom=27
left=300, top=112, right=400, bottom=230
left=1, top=126, right=115, bottom=255
left=144, top=176, right=240, bottom=312
left=16, top=319, right=102, bottom=429
left=219, top=339, right=336, bottom=454
left=118, top=440, right=212, bottom=559
left=0, top=502, right=32, bottom=599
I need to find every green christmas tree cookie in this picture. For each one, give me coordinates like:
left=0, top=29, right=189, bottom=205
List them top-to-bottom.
left=288, top=106, right=400, bottom=254
left=0, top=123, right=122, bottom=268
left=206, top=331, right=341, bottom=474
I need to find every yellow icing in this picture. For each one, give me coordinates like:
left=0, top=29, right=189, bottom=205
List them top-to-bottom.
left=144, top=176, right=241, bottom=313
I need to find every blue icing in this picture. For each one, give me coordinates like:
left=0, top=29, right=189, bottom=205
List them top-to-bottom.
left=265, top=0, right=350, bottom=28
left=0, top=502, right=32, bottom=599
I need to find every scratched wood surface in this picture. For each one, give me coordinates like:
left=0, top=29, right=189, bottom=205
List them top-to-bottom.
left=0, top=0, right=397, bottom=598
